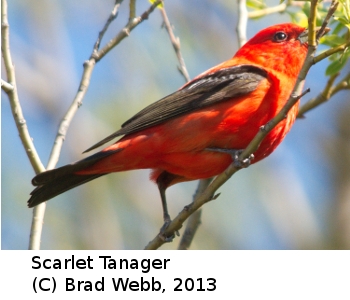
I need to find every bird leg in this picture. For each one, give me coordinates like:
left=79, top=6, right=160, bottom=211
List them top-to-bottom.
left=206, top=148, right=254, bottom=169
left=156, top=171, right=180, bottom=242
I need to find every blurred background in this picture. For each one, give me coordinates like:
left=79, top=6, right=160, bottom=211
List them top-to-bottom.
left=2, top=0, right=349, bottom=250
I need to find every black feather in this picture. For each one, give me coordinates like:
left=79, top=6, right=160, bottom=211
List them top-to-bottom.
left=83, top=64, right=268, bottom=152
left=28, top=149, right=122, bottom=207
left=28, top=174, right=104, bottom=208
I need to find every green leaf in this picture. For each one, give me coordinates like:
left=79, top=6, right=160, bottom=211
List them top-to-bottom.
left=246, top=0, right=266, bottom=10
left=338, top=0, right=350, bottom=21
left=334, top=16, right=350, bottom=28
left=325, top=55, right=349, bottom=76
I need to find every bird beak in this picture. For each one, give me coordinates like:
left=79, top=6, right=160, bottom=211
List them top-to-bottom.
left=298, top=26, right=330, bottom=44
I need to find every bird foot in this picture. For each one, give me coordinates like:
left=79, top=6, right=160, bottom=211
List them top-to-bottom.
left=206, top=148, right=254, bottom=169
left=231, top=149, right=254, bottom=169
left=158, top=216, right=180, bottom=242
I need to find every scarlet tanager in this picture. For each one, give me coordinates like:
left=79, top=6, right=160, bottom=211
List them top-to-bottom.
left=28, top=23, right=323, bottom=230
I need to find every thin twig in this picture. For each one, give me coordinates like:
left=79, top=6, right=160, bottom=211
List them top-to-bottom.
left=1, top=0, right=46, bottom=250
left=1, top=0, right=45, bottom=174
left=27, top=0, right=164, bottom=249
left=46, top=0, right=164, bottom=185
left=93, top=0, right=123, bottom=54
left=94, top=0, right=164, bottom=62
left=129, top=0, right=136, bottom=20
left=144, top=0, right=337, bottom=250
left=236, top=0, right=248, bottom=47
left=316, top=0, right=338, bottom=40
left=248, top=1, right=305, bottom=19
left=248, top=2, right=288, bottom=19
left=45, top=3, right=127, bottom=171
left=159, top=7, right=190, bottom=82
left=314, top=40, right=350, bottom=64
left=46, top=59, right=95, bottom=170
left=298, top=72, right=350, bottom=117
left=298, top=72, right=339, bottom=117
left=331, top=72, right=350, bottom=94
left=1, top=78, right=13, bottom=93
left=178, top=178, right=213, bottom=250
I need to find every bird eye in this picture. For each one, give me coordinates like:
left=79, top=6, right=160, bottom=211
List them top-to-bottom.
left=273, top=31, right=288, bottom=42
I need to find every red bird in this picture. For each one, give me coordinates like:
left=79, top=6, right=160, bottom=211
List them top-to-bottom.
left=29, top=23, right=313, bottom=230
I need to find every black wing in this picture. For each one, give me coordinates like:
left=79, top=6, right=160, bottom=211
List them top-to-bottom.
left=84, top=64, right=268, bottom=153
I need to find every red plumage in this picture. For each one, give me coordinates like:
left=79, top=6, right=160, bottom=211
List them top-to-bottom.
left=28, top=24, right=309, bottom=224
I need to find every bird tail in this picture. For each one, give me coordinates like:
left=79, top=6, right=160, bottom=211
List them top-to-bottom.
left=28, top=149, right=122, bottom=208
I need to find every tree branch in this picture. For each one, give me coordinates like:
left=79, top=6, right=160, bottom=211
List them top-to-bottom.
left=1, top=0, right=45, bottom=174
left=2, top=0, right=47, bottom=250
left=27, top=0, right=164, bottom=249
left=93, top=0, right=164, bottom=62
left=93, top=0, right=124, bottom=54
left=129, top=0, right=136, bottom=20
left=236, top=0, right=248, bottom=47
left=316, top=0, right=338, bottom=40
left=247, top=1, right=305, bottom=19
left=248, top=2, right=288, bottom=19
left=159, top=6, right=190, bottom=82
left=314, top=40, right=350, bottom=64
left=298, top=72, right=350, bottom=117
left=298, top=72, right=338, bottom=117
left=331, top=72, right=350, bottom=94
left=1, top=78, right=13, bottom=93
left=178, top=178, right=213, bottom=250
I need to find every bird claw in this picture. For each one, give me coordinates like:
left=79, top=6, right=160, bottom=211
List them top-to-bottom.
left=206, top=148, right=254, bottom=169
left=231, top=150, right=254, bottom=169
left=158, top=217, right=179, bottom=242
